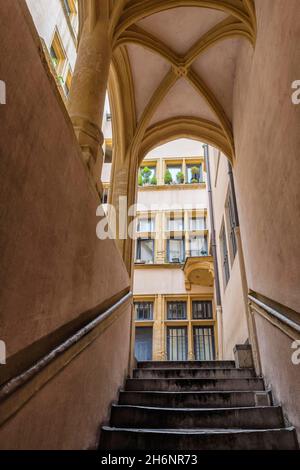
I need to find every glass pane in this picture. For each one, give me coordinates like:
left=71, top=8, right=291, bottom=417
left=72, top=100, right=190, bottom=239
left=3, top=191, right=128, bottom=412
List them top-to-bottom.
left=187, top=164, right=203, bottom=183
left=167, top=165, right=182, bottom=181
left=189, top=217, right=205, bottom=231
left=138, top=218, right=155, bottom=232
left=168, top=218, right=184, bottom=231
left=190, top=236, right=207, bottom=256
left=137, top=239, right=154, bottom=262
left=168, top=239, right=184, bottom=262
left=192, top=301, right=213, bottom=319
left=135, top=302, right=153, bottom=320
left=167, top=302, right=187, bottom=319
left=167, top=327, right=187, bottom=361
left=194, top=327, right=215, bottom=361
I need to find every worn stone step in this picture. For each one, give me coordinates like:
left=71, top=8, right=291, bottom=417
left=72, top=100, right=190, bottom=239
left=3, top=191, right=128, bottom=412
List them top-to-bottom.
left=138, top=360, right=236, bottom=369
left=133, top=368, right=256, bottom=379
left=125, top=377, right=265, bottom=392
left=119, top=390, right=260, bottom=408
left=110, top=405, right=284, bottom=429
left=100, top=426, right=299, bottom=450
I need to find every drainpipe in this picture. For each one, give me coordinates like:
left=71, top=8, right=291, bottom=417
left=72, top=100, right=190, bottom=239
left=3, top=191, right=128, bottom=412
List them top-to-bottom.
left=203, top=144, right=224, bottom=359
left=227, top=161, right=262, bottom=374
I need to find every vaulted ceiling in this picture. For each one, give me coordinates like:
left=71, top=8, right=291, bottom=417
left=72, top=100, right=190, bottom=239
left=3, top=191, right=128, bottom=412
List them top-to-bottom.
left=82, top=1, right=257, bottom=163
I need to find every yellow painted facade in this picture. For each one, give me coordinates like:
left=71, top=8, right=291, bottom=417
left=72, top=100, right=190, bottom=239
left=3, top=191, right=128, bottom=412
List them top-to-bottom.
left=133, top=152, right=217, bottom=361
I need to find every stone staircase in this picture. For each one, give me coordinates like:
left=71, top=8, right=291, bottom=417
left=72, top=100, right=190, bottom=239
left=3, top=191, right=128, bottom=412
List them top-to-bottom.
left=100, top=360, right=299, bottom=450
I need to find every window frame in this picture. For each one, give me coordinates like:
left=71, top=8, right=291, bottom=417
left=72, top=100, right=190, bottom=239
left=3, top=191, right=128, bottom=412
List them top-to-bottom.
left=220, top=222, right=230, bottom=288
left=167, top=237, right=185, bottom=263
left=136, top=238, right=155, bottom=263
left=192, top=300, right=213, bottom=319
left=167, top=301, right=187, bottom=320
left=135, top=302, right=154, bottom=321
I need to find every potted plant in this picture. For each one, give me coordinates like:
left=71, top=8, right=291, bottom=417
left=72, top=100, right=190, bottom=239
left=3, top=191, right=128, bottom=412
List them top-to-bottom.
left=141, top=166, right=152, bottom=185
left=190, top=166, right=200, bottom=183
left=164, top=169, right=173, bottom=185
left=138, top=171, right=143, bottom=186
left=176, top=171, right=184, bottom=184
left=150, top=175, right=157, bottom=185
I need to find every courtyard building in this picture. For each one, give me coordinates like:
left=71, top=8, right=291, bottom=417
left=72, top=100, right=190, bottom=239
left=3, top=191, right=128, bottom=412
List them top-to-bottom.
left=0, top=0, right=299, bottom=452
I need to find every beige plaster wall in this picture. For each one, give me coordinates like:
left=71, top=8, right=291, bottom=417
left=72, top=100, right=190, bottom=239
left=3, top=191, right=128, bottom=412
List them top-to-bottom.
left=232, top=0, right=300, bottom=432
left=233, top=0, right=300, bottom=313
left=0, top=2, right=129, bottom=368
left=210, top=152, right=248, bottom=358
left=134, top=268, right=213, bottom=296
left=0, top=301, right=132, bottom=450
left=254, top=314, right=300, bottom=439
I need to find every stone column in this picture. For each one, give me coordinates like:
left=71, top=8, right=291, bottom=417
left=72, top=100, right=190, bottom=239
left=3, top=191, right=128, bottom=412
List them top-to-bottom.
left=68, top=3, right=111, bottom=197
left=153, top=295, right=164, bottom=360
left=187, top=298, right=194, bottom=360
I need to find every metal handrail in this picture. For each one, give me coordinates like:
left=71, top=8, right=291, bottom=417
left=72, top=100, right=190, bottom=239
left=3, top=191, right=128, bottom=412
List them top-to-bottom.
left=0, top=291, right=132, bottom=400
left=248, top=294, right=300, bottom=334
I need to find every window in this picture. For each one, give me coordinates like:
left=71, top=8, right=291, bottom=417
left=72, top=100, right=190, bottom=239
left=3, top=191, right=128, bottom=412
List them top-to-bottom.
left=63, top=0, right=76, bottom=17
left=50, top=31, right=66, bottom=75
left=64, top=68, right=72, bottom=96
left=104, top=145, right=112, bottom=163
left=166, top=164, right=182, bottom=183
left=186, top=164, right=203, bottom=184
left=140, top=165, right=156, bottom=185
left=102, top=188, right=109, bottom=204
left=226, top=189, right=237, bottom=260
left=167, top=217, right=184, bottom=231
left=189, top=217, right=206, bottom=231
left=137, top=218, right=155, bottom=233
left=220, top=224, right=230, bottom=286
left=190, top=235, right=208, bottom=257
left=136, top=238, right=154, bottom=263
left=167, top=238, right=185, bottom=263
left=167, top=301, right=187, bottom=320
left=192, top=301, right=213, bottom=319
left=135, top=302, right=153, bottom=321
left=193, top=326, right=215, bottom=360
left=135, top=327, right=153, bottom=361
left=167, top=327, right=187, bottom=361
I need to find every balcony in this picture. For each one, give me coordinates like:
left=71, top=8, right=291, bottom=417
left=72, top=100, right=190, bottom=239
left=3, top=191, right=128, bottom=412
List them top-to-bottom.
left=183, top=256, right=214, bottom=289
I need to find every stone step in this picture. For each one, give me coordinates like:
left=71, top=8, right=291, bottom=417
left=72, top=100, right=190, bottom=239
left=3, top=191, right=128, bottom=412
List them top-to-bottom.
left=138, top=360, right=236, bottom=369
left=133, top=368, right=256, bottom=379
left=125, top=377, right=265, bottom=392
left=119, top=390, right=260, bottom=408
left=110, top=405, right=284, bottom=429
left=100, top=426, right=299, bottom=450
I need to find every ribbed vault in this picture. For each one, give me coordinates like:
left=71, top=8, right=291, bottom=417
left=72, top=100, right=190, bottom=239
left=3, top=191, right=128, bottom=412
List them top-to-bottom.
left=78, top=0, right=257, bottom=164
left=111, top=0, right=256, bottom=164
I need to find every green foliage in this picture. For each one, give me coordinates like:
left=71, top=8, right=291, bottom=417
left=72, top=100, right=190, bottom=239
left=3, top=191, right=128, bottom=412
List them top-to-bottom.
left=141, top=166, right=152, bottom=184
left=190, top=166, right=200, bottom=183
left=164, top=169, right=173, bottom=185
left=176, top=171, right=184, bottom=184
left=138, top=172, right=143, bottom=186
left=150, top=175, right=157, bottom=185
